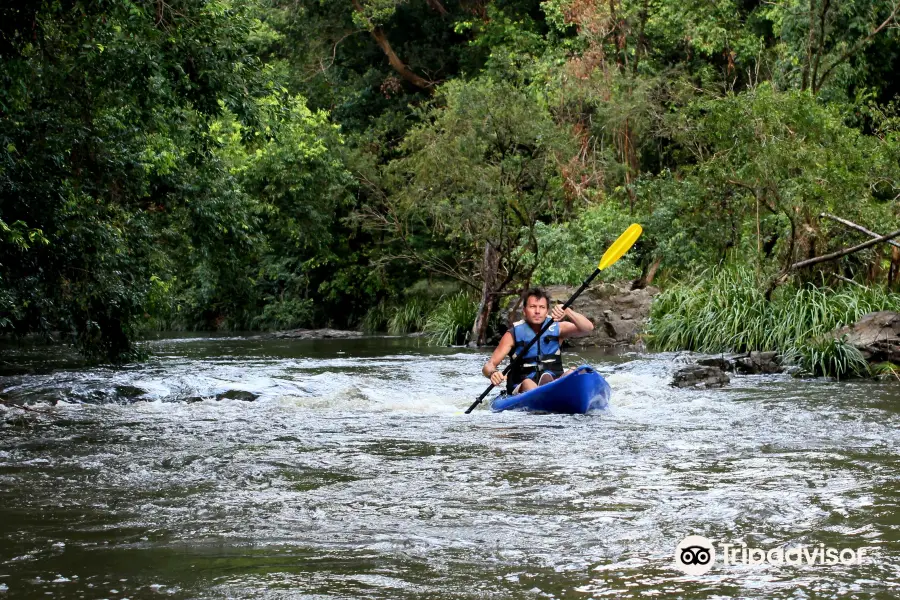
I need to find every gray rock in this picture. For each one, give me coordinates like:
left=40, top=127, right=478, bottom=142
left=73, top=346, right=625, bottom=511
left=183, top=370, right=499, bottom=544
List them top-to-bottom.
left=830, top=311, right=900, bottom=363
left=604, top=318, right=638, bottom=341
left=266, top=328, right=363, bottom=340
left=734, top=351, right=783, bottom=374
left=697, top=352, right=783, bottom=374
left=697, top=357, right=732, bottom=371
left=671, top=365, right=730, bottom=388
left=114, top=385, right=148, bottom=401
left=215, top=390, right=259, bottom=402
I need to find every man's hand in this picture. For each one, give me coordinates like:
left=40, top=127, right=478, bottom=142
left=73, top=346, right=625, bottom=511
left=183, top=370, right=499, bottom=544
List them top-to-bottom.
left=551, top=304, right=568, bottom=322
left=489, top=370, right=507, bottom=386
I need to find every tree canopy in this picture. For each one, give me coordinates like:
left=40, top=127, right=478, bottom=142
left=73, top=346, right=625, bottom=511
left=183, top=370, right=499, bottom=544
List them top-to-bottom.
left=1, top=0, right=899, bottom=356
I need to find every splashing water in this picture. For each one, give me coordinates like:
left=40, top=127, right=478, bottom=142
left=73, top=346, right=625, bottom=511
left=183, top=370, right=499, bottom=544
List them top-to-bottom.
left=1, top=335, right=898, bottom=598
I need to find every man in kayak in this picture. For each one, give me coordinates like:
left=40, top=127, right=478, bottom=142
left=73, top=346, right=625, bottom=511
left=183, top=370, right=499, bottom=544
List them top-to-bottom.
left=482, top=288, right=594, bottom=394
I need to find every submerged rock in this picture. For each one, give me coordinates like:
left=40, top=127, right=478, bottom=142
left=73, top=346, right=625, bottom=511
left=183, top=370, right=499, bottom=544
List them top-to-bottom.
left=267, top=328, right=363, bottom=340
left=735, top=351, right=782, bottom=374
left=696, top=356, right=732, bottom=371
left=671, top=365, right=730, bottom=388
left=114, top=385, right=149, bottom=401
left=215, top=390, right=259, bottom=402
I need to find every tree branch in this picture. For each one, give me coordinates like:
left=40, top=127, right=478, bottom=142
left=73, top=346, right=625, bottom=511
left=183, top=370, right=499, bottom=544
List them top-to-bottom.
left=351, top=0, right=433, bottom=89
left=814, top=1, right=900, bottom=92
left=819, top=212, right=900, bottom=249
left=790, top=227, right=900, bottom=270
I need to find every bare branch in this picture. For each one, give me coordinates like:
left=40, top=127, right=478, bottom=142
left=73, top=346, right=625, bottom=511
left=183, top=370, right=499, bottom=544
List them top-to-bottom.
left=305, top=30, right=361, bottom=82
left=819, top=212, right=900, bottom=249
left=790, top=227, right=900, bottom=270
left=833, top=273, right=869, bottom=289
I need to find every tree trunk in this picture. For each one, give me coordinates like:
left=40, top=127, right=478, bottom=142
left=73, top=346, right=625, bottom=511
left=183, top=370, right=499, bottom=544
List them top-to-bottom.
left=425, top=0, right=449, bottom=16
left=802, top=0, right=816, bottom=91
left=767, top=226, right=900, bottom=299
left=471, top=241, right=500, bottom=346
left=868, top=246, right=884, bottom=283
left=891, top=247, right=900, bottom=289
left=632, top=256, right=662, bottom=290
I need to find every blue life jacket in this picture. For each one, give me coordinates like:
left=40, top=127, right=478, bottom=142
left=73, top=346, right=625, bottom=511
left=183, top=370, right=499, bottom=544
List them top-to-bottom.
left=506, top=318, right=563, bottom=393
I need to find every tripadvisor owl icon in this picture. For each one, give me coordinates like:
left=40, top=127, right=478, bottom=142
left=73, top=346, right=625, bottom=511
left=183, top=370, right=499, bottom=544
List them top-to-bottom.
left=675, top=535, right=716, bottom=575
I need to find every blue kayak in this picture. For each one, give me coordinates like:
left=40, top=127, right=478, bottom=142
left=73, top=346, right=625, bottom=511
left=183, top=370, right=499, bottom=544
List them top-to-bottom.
left=489, top=365, right=611, bottom=414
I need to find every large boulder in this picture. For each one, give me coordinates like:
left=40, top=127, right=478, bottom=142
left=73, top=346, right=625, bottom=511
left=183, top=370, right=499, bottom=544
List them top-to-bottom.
left=509, top=282, right=659, bottom=348
left=830, top=311, right=900, bottom=363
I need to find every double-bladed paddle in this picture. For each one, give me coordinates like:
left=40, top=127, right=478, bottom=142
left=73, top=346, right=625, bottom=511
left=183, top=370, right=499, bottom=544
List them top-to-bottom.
left=464, top=223, right=643, bottom=414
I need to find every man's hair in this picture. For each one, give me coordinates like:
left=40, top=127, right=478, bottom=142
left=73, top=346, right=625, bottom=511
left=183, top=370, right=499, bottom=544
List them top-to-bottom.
left=522, top=287, right=550, bottom=307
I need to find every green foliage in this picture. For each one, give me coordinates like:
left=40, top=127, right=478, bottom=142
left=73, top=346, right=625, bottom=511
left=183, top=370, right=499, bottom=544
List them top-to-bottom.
left=0, top=0, right=267, bottom=360
left=4, top=0, right=900, bottom=364
left=358, top=75, right=577, bottom=299
left=388, top=76, right=573, bottom=245
left=636, top=85, right=899, bottom=274
left=527, top=203, right=642, bottom=285
left=648, top=265, right=900, bottom=377
left=360, top=279, right=461, bottom=334
left=425, top=292, right=478, bottom=346
left=251, top=298, right=315, bottom=330
left=361, top=301, right=392, bottom=335
left=870, top=361, right=900, bottom=380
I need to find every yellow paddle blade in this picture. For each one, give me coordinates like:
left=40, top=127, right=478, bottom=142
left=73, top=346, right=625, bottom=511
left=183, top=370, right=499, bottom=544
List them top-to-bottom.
left=598, top=223, right=643, bottom=271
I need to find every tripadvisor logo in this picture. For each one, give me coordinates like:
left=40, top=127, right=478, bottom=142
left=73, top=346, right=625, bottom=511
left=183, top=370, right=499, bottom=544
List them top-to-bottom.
left=674, top=535, right=869, bottom=575
left=675, top=535, right=716, bottom=575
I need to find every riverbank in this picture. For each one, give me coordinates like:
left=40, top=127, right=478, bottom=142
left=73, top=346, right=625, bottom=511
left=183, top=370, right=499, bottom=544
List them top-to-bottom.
left=646, top=267, right=900, bottom=379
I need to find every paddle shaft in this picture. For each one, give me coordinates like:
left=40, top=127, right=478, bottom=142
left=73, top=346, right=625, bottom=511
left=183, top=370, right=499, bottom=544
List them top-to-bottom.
left=464, top=268, right=601, bottom=414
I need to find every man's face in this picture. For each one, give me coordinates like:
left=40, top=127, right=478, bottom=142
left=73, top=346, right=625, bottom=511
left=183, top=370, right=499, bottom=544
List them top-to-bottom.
left=523, top=295, right=548, bottom=326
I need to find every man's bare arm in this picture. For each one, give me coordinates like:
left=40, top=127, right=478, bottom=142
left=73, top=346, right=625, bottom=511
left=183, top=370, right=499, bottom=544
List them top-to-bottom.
left=552, top=305, right=594, bottom=339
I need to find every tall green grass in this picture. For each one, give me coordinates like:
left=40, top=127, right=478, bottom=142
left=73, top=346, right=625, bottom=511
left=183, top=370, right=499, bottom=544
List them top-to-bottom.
left=648, top=266, right=900, bottom=378
left=425, top=292, right=478, bottom=346
left=362, top=297, right=434, bottom=335
left=387, top=297, right=429, bottom=334
left=361, top=301, right=391, bottom=334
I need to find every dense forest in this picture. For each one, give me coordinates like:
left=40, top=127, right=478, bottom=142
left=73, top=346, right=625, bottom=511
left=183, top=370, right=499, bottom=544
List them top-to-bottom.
left=1, top=0, right=899, bottom=365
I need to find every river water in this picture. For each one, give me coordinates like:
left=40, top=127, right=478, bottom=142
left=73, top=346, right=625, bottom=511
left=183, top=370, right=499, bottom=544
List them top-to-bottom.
left=0, top=335, right=898, bottom=598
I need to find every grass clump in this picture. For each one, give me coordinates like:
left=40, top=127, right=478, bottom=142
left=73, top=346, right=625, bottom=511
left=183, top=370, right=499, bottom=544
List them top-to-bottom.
left=648, top=265, right=900, bottom=378
left=425, top=292, right=477, bottom=346
left=387, top=297, right=429, bottom=335
left=361, top=300, right=391, bottom=334
left=782, top=337, right=870, bottom=379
